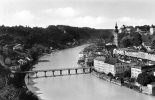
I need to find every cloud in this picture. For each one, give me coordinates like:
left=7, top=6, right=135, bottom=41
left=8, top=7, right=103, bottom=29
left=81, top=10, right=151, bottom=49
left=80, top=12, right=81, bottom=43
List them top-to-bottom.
left=0, top=7, right=153, bottom=29
left=39, top=7, right=108, bottom=28
left=44, top=7, right=79, bottom=18
left=55, top=7, right=79, bottom=18
left=0, top=10, right=35, bottom=26
left=13, top=10, right=35, bottom=23
left=38, top=15, right=108, bottom=29
left=69, top=16, right=106, bottom=28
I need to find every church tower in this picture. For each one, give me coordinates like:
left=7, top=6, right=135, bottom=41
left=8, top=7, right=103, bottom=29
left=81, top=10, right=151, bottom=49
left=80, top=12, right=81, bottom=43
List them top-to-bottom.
left=113, top=22, right=118, bottom=47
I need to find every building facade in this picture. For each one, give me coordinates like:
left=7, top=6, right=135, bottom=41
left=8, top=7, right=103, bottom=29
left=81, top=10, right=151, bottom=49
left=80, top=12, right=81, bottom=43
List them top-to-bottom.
left=150, top=25, right=155, bottom=35
left=113, top=48, right=155, bottom=61
left=94, top=56, right=135, bottom=76
left=94, top=57, right=115, bottom=75
left=131, top=65, right=155, bottom=78
left=131, top=66, right=142, bottom=78
left=147, top=82, right=155, bottom=95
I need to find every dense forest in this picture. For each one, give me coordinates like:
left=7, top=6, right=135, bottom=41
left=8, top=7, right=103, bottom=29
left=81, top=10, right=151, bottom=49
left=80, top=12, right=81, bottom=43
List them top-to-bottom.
left=0, top=25, right=113, bottom=49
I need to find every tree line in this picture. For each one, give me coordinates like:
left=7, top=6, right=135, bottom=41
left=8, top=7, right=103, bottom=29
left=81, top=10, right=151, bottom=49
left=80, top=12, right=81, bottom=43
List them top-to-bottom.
left=0, top=25, right=113, bottom=49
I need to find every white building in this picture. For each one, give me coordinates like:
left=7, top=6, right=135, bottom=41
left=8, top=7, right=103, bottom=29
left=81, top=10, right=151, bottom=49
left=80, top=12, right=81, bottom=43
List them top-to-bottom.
left=118, top=25, right=134, bottom=34
left=150, top=25, right=155, bottom=35
left=13, top=44, right=23, bottom=51
left=113, top=48, right=155, bottom=61
left=78, top=51, right=88, bottom=58
left=79, top=52, right=84, bottom=58
left=85, top=56, right=95, bottom=67
left=94, top=56, right=135, bottom=76
left=94, top=56, right=115, bottom=75
left=9, top=65, right=20, bottom=71
left=131, top=65, right=155, bottom=78
left=131, top=66, right=142, bottom=78
left=147, top=82, right=155, bottom=95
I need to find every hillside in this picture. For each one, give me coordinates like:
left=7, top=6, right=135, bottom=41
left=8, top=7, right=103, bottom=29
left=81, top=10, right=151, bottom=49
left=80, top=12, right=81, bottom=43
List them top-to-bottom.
left=0, top=25, right=113, bottom=49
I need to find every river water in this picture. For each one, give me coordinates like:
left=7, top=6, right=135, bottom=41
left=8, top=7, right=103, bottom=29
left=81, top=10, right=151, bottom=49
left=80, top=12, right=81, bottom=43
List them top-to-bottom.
left=27, top=44, right=155, bottom=100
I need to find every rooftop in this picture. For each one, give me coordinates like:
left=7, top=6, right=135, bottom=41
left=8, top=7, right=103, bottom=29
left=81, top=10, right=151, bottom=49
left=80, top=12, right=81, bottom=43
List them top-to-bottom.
left=117, top=48, right=138, bottom=52
left=94, top=56, right=106, bottom=62
left=106, top=57, right=120, bottom=65
left=132, top=64, right=155, bottom=70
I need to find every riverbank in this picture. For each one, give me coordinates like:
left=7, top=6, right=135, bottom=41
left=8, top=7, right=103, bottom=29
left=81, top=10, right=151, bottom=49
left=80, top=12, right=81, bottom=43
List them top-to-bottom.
left=91, top=69, right=155, bottom=97
left=92, top=69, right=122, bottom=86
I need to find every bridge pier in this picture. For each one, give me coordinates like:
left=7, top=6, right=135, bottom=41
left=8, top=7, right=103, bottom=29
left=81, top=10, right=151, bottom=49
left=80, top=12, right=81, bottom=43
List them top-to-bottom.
left=83, top=68, right=85, bottom=74
left=89, top=68, right=92, bottom=73
left=68, top=69, right=70, bottom=75
left=75, top=69, right=78, bottom=74
left=52, top=70, right=55, bottom=77
left=60, top=70, right=62, bottom=76
left=44, top=71, right=47, bottom=77
left=35, top=72, right=38, bottom=78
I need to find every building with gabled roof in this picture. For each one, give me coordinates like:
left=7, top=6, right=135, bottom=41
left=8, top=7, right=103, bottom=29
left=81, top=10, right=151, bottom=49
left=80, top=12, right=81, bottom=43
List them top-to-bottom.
left=94, top=56, right=135, bottom=76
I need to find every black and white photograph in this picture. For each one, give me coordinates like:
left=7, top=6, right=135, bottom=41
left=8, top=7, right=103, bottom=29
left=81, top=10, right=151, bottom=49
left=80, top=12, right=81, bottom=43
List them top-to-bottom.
left=0, top=0, right=155, bottom=100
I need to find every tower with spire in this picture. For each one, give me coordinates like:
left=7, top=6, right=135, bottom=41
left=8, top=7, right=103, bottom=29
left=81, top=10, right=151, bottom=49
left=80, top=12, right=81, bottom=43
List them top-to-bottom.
left=113, top=22, right=118, bottom=47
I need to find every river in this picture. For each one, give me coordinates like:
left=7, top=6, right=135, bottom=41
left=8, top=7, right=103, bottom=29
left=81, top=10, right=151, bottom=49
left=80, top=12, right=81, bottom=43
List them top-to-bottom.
left=27, top=44, right=155, bottom=100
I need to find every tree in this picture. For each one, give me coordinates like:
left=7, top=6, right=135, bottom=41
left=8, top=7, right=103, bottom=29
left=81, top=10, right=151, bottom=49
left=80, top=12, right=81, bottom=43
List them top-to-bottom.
left=120, top=32, right=142, bottom=48
left=131, top=32, right=142, bottom=46
left=120, top=36, right=133, bottom=47
left=151, top=39, right=155, bottom=49
left=123, top=70, right=131, bottom=78
left=107, top=72, right=113, bottom=78
left=137, top=72, right=152, bottom=86
left=115, top=73, right=121, bottom=78
left=129, top=78, right=136, bottom=83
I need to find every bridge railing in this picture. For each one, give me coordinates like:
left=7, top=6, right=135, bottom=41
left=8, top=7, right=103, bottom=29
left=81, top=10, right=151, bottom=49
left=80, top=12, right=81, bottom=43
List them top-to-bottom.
left=13, top=67, right=93, bottom=79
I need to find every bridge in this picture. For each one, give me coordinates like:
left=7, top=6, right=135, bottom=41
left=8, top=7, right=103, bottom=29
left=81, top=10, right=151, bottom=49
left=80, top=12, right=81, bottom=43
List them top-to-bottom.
left=13, top=67, right=92, bottom=79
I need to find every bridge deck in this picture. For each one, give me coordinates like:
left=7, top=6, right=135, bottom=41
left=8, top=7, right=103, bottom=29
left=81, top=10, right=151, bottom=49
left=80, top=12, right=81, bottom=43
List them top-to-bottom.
left=13, top=67, right=92, bottom=73
left=13, top=67, right=92, bottom=79
left=27, top=72, right=90, bottom=79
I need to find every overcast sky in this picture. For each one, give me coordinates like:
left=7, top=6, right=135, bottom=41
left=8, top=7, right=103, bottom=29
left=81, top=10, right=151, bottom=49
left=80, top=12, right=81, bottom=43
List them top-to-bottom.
left=0, top=0, right=155, bottom=29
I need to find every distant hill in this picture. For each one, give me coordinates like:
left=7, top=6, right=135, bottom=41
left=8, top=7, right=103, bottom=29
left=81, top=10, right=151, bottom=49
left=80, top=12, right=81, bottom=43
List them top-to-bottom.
left=0, top=25, right=113, bottom=49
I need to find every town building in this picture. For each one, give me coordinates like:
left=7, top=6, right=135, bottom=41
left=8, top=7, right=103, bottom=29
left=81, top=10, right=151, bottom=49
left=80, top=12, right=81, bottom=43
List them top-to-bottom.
left=118, top=25, right=125, bottom=33
left=119, top=25, right=134, bottom=34
left=150, top=25, right=155, bottom=35
left=142, top=42, right=152, bottom=52
left=13, top=44, right=23, bottom=51
left=113, top=48, right=155, bottom=61
left=78, top=51, right=89, bottom=58
left=79, top=51, right=85, bottom=58
left=85, top=54, right=95, bottom=67
left=94, top=56, right=135, bottom=76
left=94, top=56, right=114, bottom=74
left=18, top=59, right=27, bottom=65
left=9, top=65, right=21, bottom=71
left=131, top=65, right=155, bottom=78
left=131, top=66, right=142, bottom=78
left=147, top=82, right=155, bottom=95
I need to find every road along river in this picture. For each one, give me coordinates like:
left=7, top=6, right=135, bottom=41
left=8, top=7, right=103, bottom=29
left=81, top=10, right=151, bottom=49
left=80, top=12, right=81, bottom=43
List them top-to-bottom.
left=27, top=44, right=155, bottom=100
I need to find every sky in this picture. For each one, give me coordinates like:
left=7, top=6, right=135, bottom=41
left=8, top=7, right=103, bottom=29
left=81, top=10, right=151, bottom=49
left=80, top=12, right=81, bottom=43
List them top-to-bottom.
left=0, top=0, right=155, bottom=29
